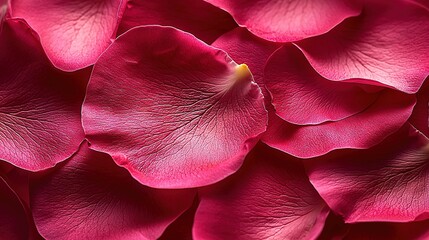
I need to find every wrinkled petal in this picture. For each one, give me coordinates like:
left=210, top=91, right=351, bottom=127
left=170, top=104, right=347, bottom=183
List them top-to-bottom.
left=10, top=0, right=127, bottom=71
left=118, top=0, right=237, bottom=44
left=204, top=0, right=361, bottom=42
left=296, top=0, right=429, bottom=94
left=0, top=19, right=86, bottom=171
left=82, top=26, right=267, bottom=188
left=265, top=44, right=380, bottom=125
left=410, top=78, right=429, bottom=137
left=262, top=90, right=415, bottom=158
left=305, top=125, right=429, bottom=222
left=30, top=142, right=196, bottom=240
left=194, top=143, right=329, bottom=240
left=0, top=177, right=30, bottom=239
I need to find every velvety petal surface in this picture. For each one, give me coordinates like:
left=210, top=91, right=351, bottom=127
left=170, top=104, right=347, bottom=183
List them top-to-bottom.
left=10, top=0, right=126, bottom=71
left=118, top=0, right=237, bottom=44
left=204, top=0, right=361, bottom=42
left=297, top=0, right=429, bottom=94
left=0, top=19, right=86, bottom=171
left=82, top=26, right=267, bottom=189
left=265, top=44, right=379, bottom=125
left=262, top=90, right=415, bottom=158
left=305, top=126, right=429, bottom=222
left=30, top=143, right=196, bottom=240
left=194, top=143, right=329, bottom=240
left=0, top=177, right=30, bottom=240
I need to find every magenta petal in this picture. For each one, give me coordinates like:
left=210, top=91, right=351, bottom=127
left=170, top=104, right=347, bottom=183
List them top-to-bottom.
left=10, top=0, right=126, bottom=71
left=118, top=0, right=237, bottom=44
left=204, top=0, right=361, bottom=42
left=296, top=1, right=429, bottom=94
left=0, top=19, right=85, bottom=171
left=82, top=26, right=267, bottom=188
left=265, top=44, right=379, bottom=125
left=410, top=78, right=429, bottom=137
left=262, top=90, right=415, bottom=158
left=305, top=126, right=429, bottom=222
left=30, top=142, right=195, bottom=240
left=193, top=143, right=329, bottom=240
left=0, top=177, right=29, bottom=239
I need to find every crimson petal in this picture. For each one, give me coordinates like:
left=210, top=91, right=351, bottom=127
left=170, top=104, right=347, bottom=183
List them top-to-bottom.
left=10, top=0, right=127, bottom=71
left=204, top=0, right=361, bottom=42
left=296, top=0, right=429, bottom=94
left=0, top=19, right=86, bottom=171
left=82, top=26, right=267, bottom=188
left=305, top=125, right=429, bottom=222
left=30, top=142, right=195, bottom=240
left=194, top=143, right=329, bottom=240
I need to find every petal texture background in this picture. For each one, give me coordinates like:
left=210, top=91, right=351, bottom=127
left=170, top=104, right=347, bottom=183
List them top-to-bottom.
left=10, top=0, right=126, bottom=71
left=118, top=0, right=237, bottom=44
left=204, top=0, right=361, bottom=42
left=297, top=0, right=429, bottom=94
left=0, top=19, right=86, bottom=171
left=82, top=26, right=267, bottom=188
left=305, top=126, right=429, bottom=222
left=30, top=143, right=196, bottom=240
left=194, top=143, right=329, bottom=240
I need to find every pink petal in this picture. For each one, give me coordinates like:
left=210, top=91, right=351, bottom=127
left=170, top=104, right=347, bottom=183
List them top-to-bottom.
left=10, top=0, right=127, bottom=71
left=118, top=0, right=237, bottom=44
left=204, top=0, right=361, bottom=42
left=296, top=0, right=429, bottom=94
left=0, top=19, right=86, bottom=171
left=82, top=26, right=267, bottom=188
left=265, top=44, right=380, bottom=125
left=410, top=78, right=429, bottom=137
left=262, top=90, right=415, bottom=158
left=305, top=125, right=429, bottom=222
left=30, top=142, right=196, bottom=240
left=193, top=143, right=329, bottom=240
left=0, top=177, right=30, bottom=239
left=159, top=198, right=199, bottom=240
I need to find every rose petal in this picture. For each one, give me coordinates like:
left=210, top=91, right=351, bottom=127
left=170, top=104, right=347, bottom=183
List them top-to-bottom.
left=10, top=0, right=126, bottom=71
left=118, top=0, right=237, bottom=44
left=204, top=0, right=361, bottom=42
left=296, top=0, right=429, bottom=94
left=0, top=19, right=86, bottom=171
left=82, top=26, right=267, bottom=188
left=265, top=44, right=379, bottom=125
left=410, top=78, right=429, bottom=137
left=262, top=90, right=415, bottom=158
left=305, top=125, right=429, bottom=222
left=30, top=142, right=196, bottom=240
left=194, top=143, right=329, bottom=240
left=0, top=177, right=29, bottom=239
left=159, top=198, right=199, bottom=240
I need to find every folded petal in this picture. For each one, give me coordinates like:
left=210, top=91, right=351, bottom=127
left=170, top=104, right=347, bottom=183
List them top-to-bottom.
left=10, top=0, right=127, bottom=71
left=118, top=0, right=237, bottom=44
left=204, top=0, right=361, bottom=42
left=296, top=0, right=429, bottom=94
left=0, top=19, right=86, bottom=171
left=83, top=26, right=267, bottom=189
left=265, top=44, right=379, bottom=125
left=410, top=78, right=429, bottom=137
left=262, top=89, right=415, bottom=158
left=305, top=125, right=429, bottom=222
left=30, top=142, right=196, bottom=240
left=194, top=143, right=329, bottom=240
left=159, top=198, right=199, bottom=240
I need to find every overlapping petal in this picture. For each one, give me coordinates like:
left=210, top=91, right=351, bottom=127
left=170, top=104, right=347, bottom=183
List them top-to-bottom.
left=10, top=0, right=127, bottom=71
left=118, top=0, right=237, bottom=44
left=204, top=0, right=361, bottom=42
left=296, top=0, right=429, bottom=94
left=0, top=19, right=86, bottom=171
left=82, top=26, right=267, bottom=188
left=265, top=44, right=380, bottom=125
left=410, top=78, right=429, bottom=137
left=262, top=89, right=415, bottom=158
left=305, top=126, right=429, bottom=222
left=30, top=142, right=196, bottom=240
left=194, top=143, right=329, bottom=240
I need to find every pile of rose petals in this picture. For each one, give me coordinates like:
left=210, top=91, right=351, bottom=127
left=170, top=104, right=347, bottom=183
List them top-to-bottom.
left=1, top=0, right=429, bottom=239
